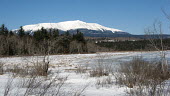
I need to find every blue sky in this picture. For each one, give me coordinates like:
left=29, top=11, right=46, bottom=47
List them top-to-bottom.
left=0, top=0, right=170, bottom=34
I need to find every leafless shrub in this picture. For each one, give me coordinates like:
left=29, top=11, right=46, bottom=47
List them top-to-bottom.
left=145, top=21, right=169, bottom=74
left=89, top=54, right=113, bottom=77
left=8, top=56, right=50, bottom=77
left=30, top=56, right=50, bottom=76
left=115, top=57, right=170, bottom=96
left=0, top=61, right=4, bottom=75
left=31, top=61, right=49, bottom=76
left=4, top=64, right=31, bottom=77
left=75, top=64, right=89, bottom=74
left=89, top=69, right=109, bottom=77
left=3, top=71, right=68, bottom=96
left=20, top=75, right=68, bottom=96
left=21, top=76, right=43, bottom=96
left=95, top=76, right=113, bottom=88
left=3, top=77, right=14, bottom=96
left=126, top=81, right=170, bottom=96
left=73, top=84, right=89, bottom=96
left=126, top=87, right=146, bottom=96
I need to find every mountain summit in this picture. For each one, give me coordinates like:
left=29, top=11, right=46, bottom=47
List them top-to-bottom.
left=14, top=20, right=130, bottom=37
left=21, top=20, right=122, bottom=33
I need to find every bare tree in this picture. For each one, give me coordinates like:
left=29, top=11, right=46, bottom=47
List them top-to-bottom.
left=145, top=20, right=168, bottom=74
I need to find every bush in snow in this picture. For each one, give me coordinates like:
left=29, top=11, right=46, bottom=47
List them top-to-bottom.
left=115, top=57, right=170, bottom=96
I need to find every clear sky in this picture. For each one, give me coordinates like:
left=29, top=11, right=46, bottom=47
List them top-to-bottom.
left=0, top=0, right=170, bottom=34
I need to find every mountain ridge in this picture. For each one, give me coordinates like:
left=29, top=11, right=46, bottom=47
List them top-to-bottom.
left=14, top=20, right=125, bottom=34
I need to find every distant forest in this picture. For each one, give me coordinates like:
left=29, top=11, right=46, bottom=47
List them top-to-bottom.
left=0, top=24, right=170, bottom=56
left=96, top=39, right=170, bottom=51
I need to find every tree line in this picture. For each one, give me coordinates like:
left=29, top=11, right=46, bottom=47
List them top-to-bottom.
left=0, top=24, right=88, bottom=56
left=96, top=39, right=170, bottom=51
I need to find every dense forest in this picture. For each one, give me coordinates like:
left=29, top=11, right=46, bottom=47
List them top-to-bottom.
left=0, top=24, right=89, bottom=56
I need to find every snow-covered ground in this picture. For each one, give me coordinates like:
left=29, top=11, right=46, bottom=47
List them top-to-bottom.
left=0, top=51, right=169, bottom=96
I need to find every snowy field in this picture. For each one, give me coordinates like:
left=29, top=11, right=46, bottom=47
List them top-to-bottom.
left=0, top=51, right=169, bottom=96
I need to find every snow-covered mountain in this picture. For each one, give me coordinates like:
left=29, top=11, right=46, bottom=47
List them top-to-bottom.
left=14, top=20, right=131, bottom=37
left=21, top=20, right=122, bottom=32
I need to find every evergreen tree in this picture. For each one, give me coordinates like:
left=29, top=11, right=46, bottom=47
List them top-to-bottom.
left=0, top=24, right=8, bottom=36
left=0, top=24, right=5, bottom=35
left=18, top=26, right=25, bottom=37
left=33, top=27, right=51, bottom=41
left=41, top=27, right=49, bottom=39
left=4, top=28, right=9, bottom=36
left=33, top=29, right=42, bottom=41
left=48, top=29, right=53, bottom=38
left=52, top=29, right=59, bottom=38
left=9, top=30, right=14, bottom=36
left=73, top=30, right=86, bottom=43
left=65, top=31, right=70, bottom=36
left=57, top=35, right=71, bottom=53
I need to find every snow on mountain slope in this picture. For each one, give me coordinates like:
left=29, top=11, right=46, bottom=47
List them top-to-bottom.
left=20, top=20, right=123, bottom=33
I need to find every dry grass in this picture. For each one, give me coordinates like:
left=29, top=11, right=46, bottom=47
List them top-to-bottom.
left=4, top=62, right=49, bottom=77
left=75, top=64, right=89, bottom=74
left=89, top=69, right=109, bottom=77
